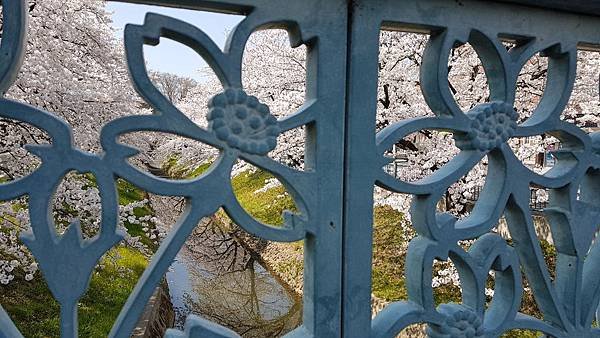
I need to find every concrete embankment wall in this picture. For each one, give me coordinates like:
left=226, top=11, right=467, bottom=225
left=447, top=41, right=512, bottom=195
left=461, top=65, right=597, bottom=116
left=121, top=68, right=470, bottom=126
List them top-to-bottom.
left=131, top=281, right=175, bottom=338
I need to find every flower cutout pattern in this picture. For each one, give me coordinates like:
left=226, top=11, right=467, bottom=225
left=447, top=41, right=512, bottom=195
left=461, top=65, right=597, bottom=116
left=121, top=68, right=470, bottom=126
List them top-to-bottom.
left=95, top=12, right=319, bottom=338
left=373, top=28, right=596, bottom=338
left=375, top=30, right=587, bottom=241
left=207, top=88, right=280, bottom=155
left=372, top=233, right=523, bottom=337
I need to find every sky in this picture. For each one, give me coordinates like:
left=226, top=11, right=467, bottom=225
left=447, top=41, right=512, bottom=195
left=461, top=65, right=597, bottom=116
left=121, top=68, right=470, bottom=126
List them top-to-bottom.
left=106, top=2, right=244, bottom=81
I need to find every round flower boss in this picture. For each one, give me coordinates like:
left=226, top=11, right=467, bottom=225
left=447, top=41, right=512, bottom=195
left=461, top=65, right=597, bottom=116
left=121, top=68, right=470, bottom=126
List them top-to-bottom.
left=207, top=88, right=280, bottom=155
left=454, top=101, right=519, bottom=152
left=427, top=304, right=484, bottom=338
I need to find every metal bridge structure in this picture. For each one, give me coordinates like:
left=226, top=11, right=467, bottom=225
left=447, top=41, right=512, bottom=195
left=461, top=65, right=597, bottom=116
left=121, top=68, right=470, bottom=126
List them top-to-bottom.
left=1, top=0, right=600, bottom=337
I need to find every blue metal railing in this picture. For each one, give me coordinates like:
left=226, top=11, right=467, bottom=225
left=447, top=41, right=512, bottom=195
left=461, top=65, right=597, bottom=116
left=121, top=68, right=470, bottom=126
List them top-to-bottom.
left=1, top=1, right=600, bottom=337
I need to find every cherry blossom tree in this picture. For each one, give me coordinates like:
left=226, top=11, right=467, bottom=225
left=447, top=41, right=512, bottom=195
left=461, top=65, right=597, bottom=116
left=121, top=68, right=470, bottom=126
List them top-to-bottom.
left=375, top=32, right=599, bottom=214
left=150, top=70, right=197, bottom=105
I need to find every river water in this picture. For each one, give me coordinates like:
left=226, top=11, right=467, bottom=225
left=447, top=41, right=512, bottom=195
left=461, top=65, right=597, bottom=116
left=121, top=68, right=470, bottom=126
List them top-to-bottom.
left=166, top=245, right=302, bottom=337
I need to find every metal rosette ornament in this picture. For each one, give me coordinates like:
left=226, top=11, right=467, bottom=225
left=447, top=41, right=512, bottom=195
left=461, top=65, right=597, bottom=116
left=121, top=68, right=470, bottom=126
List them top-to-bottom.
left=207, top=88, right=280, bottom=155
left=454, top=102, right=518, bottom=152
left=427, top=304, right=484, bottom=338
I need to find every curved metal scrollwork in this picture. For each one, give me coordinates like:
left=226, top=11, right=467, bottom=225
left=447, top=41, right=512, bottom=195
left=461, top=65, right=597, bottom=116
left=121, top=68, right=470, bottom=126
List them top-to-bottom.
left=0, top=0, right=349, bottom=337
left=3, top=0, right=600, bottom=337
left=363, top=3, right=600, bottom=337
left=105, top=12, right=316, bottom=337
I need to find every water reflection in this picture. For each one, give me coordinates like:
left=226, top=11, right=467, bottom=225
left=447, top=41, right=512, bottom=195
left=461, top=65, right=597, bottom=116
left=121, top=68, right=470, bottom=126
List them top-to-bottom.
left=167, top=246, right=302, bottom=337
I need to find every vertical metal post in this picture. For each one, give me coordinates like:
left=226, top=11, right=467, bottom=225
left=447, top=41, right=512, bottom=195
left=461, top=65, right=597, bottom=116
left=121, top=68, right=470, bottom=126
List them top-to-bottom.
left=298, top=1, right=348, bottom=336
left=342, top=2, right=381, bottom=337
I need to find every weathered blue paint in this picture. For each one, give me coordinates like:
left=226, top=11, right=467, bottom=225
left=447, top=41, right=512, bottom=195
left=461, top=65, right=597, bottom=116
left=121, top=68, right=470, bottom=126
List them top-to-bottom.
left=1, top=0, right=600, bottom=337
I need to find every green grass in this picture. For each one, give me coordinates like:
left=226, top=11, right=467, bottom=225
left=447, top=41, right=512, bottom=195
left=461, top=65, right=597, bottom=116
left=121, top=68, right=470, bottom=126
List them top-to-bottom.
left=162, top=154, right=215, bottom=179
left=162, top=154, right=189, bottom=179
left=184, top=159, right=297, bottom=226
left=185, top=161, right=214, bottom=179
left=229, top=169, right=297, bottom=226
left=117, top=179, right=146, bottom=205
left=369, top=205, right=464, bottom=304
left=371, top=205, right=412, bottom=301
left=0, top=247, right=147, bottom=338
left=79, top=247, right=147, bottom=336
left=274, top=258, right=304, bottom=282
left=0, top=271, right=60, bottom=338
left=502, top=329, right=542, bottom=337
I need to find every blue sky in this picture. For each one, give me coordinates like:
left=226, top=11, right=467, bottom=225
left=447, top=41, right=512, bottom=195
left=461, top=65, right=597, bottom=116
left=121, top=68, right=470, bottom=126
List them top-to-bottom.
left=106, top=2, right=244, bottom=81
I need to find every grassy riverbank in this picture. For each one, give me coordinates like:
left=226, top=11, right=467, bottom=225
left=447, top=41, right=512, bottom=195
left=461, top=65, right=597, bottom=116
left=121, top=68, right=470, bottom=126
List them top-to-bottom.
left=165, top=156, right=296, bottom=225
left=0, top=179, right=155, bottom=337
left=1, top=247, right=146, bottom=337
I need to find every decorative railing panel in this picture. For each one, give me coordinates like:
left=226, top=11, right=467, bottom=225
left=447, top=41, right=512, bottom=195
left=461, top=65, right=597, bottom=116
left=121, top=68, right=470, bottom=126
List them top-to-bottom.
left=1, top=0, right=600, bottom=337
left=0, top=1, right=348, bottom=337
left=346, top=1, right=600, bottom=337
